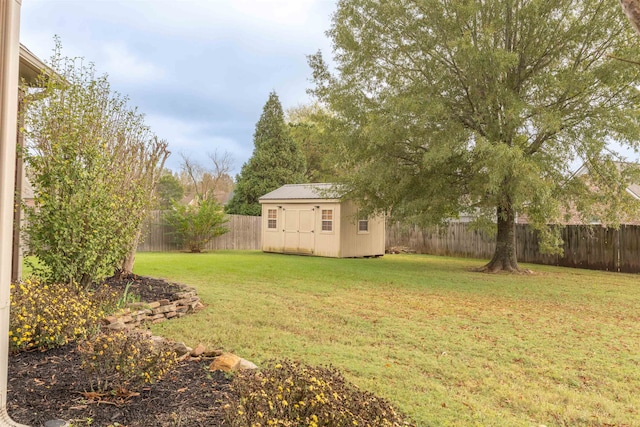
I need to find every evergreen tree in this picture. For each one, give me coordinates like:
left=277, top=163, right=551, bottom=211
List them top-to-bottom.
left=227, top=92, right=306, bottom=216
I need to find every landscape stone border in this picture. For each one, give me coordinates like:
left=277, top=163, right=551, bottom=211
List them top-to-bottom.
left=99, top=280, right=258, bottom=371
left=101, top=283, right=204, bottom=331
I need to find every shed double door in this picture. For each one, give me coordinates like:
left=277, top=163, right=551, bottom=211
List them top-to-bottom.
left=283, top=208, right=315, bottom=254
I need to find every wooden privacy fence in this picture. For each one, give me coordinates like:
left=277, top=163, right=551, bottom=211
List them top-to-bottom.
left=137, top=212, right=261, bottom=252
left=386, top=222, right=640, bottom=273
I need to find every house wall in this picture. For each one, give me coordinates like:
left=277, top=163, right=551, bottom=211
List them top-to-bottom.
left=260, top=200, right=342, bottom=257
left=339, top=200, right=385, bottom=257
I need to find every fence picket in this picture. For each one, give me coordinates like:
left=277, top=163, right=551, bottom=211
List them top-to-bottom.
left=137, top=212, right=261, bottom=252
left=138, top=214, right=640, bottom=273
left=386, top=222, right=640, bottom=273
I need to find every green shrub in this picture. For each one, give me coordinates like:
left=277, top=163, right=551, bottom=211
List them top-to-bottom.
left=21, top=39, right=169, bottom=288
left=164, top=198, right=229, bottom=252
left=9, top=278, right=105, bottom=352
left=78, top=329, right=177, bottom=392
left=224, top=360, right=415, bottom=427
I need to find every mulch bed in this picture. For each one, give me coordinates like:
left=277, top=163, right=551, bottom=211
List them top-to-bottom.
left=101, top=274, right=185, bottom=303
left=7, top=275, right=234, bottom=427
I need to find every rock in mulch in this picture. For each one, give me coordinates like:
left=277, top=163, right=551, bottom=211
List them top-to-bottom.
left=191, top=343, right=206, bottom=357
left=209, top=353, right=258, bottom=372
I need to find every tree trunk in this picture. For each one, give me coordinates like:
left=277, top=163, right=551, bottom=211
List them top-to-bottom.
left=621, top=0, right=640, bottom=37
left=479, top=199, right=520, bottom=273
left=120, top=229, right=142, bottom=275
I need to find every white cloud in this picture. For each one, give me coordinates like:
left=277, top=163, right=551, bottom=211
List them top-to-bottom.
left=18, top=0, right=336, bottom=171
left=118, top=0, right=334, bottom=52
left=229, top=0, right=324, bottom=28
left=100, top=42, right=165, bottom=83
left=144, top=113, right=250, bottom=173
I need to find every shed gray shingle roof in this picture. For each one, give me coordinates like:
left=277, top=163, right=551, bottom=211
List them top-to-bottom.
left=259, top=183, right=342, bottom=200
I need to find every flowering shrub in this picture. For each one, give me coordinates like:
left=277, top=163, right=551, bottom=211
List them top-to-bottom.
left=9, top=278, right=105, bottom=352
left=78, top=329, right=177, bottom=392
left=224, top=360, right=415, bottom=427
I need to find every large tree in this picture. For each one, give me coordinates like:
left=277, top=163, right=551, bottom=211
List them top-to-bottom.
left=310, top=0, right=640, bottom=272
left=227, top=91, right=306, bottom=216
left=179, top=150, right=234, bottom=203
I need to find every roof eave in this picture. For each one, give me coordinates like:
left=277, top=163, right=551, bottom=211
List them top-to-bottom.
left=19, top=44, right=49, bottom=86
left=625, top=187, right=640, bottom=200
left=259, top=198, right=342, bottom=204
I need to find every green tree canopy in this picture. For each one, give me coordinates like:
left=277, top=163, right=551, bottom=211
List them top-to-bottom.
left=310, top=0, right=640, bottom=272
left=226, top=91, right=307, bottom=216
left=287, top=103, right=344, bottom=183
left=157, top=170, right=185, bottom=209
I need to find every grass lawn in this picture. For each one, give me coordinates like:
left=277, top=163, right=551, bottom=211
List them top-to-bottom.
left=133, top=251, right=640, bottom=426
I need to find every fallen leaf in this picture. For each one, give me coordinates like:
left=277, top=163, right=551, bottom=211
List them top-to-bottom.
left=82, top=391, right=105, bottom=401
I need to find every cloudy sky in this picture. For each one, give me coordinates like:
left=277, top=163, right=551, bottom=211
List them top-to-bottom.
left=19, top=0, right=336, bottom=174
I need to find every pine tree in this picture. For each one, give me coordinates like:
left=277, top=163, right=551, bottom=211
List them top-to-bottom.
left=227, top=92, right=306, bottom=216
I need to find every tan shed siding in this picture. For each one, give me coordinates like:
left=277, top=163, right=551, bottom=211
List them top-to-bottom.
left=259, top=196, right=384, bottom=258
left=260, top=201, right=342, bottom=257
left=339, top=201, right=357, bottom=257
left=340, top=201, right=385, bottom=257
left=314, top=202, right=341, bottom=257
left=261, top=204, right=284, bottom=253
left=367, top=215, right=386, bottom=255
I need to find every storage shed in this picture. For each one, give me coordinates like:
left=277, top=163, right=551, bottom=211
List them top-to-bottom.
left=259, top=183, right=385, bottom=258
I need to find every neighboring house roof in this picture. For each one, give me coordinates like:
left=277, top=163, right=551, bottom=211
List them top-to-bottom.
left=574, top=162, right=640, bottom=200
left=259, top=183, right=342, bottom=201
left=626, top=183, right=640, bottom=200
left=180, top=189, right=233, bottom=206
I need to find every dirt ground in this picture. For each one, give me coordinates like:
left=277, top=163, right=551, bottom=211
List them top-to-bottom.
left=7, top=275, right=233, bottom=427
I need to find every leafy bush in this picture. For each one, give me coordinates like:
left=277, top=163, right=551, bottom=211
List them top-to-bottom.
left=21, top=39, right=169, bottom=288
left=164, top=198, right=229, bottom=252
left=9, top=278, right=107, bottom=352
left=78, top=329, right=177, bottom=392
left=224, top=360, right=415, bottom=427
